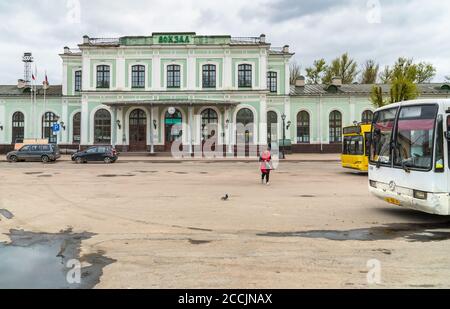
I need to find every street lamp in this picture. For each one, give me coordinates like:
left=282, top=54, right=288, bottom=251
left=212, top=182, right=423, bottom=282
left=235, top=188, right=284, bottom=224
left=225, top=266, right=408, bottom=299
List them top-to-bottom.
left=281, top=114, right=287, bottom=159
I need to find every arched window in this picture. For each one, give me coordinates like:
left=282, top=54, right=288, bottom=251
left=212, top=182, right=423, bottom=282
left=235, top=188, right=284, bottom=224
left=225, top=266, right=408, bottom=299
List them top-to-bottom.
left=167, top=64, right=181, bottom=88
left=202, top=64, right=216, bottom=89
left=238, top=64, right=252, bottom=88
left=96, top=65, right=110, bottom=89
left=131, top=65, right=145, bottom=88
left=74, top=70, right=82, bottom=92
left=267, top=72, right=277, bottom=93
left=201, top=108, right=218, bottom=141
left=236, top=108, right=254, bottom=144
left=94, top=109, right=111, bottom=144
left=329, top=110, right=343, bottom=143
left=362, top=110, right=374, bottom=123
left=267, top=111, right=278, bottom=145
left=297, top=111, right=310, bottom=144
left=11, top=112, right=25, bottom=144
left=42, top=112, right=59, bottom=144
left=72, top=112, right=81, bottom=144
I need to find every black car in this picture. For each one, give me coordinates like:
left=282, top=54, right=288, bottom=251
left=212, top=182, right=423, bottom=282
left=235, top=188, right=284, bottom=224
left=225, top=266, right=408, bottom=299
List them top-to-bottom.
left=7, top=144, right=61, bottom=163
left=71, top=146, right=118, bottom=164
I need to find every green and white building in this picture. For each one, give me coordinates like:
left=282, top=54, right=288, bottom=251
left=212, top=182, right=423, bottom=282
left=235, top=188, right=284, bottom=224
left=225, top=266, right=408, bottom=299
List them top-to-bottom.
left=1, top=32, right=449, bottom=154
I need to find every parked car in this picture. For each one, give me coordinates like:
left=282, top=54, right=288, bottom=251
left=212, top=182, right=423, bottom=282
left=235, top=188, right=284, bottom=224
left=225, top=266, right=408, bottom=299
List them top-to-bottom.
left=7, top=144, right=61, bottom=163
left=71, top=146, right=118, bottom=164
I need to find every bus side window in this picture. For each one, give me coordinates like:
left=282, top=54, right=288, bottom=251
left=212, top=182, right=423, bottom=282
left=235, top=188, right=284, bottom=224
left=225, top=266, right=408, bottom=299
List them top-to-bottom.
left=434, top=115, right=444, bottom=172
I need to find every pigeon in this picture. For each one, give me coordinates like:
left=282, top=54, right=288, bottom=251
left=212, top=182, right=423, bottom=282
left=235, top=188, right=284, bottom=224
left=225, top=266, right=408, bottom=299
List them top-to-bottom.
left=221, top=194, right=229, bottom=201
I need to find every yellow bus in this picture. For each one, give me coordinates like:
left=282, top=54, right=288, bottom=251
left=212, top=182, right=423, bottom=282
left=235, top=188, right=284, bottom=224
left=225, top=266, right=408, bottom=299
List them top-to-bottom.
left=341, top=123, right=372, bottom=172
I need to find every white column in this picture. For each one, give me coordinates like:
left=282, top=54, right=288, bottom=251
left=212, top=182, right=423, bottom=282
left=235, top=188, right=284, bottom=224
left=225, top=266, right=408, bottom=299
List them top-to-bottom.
left=80, top=96, right=89, bottom=145
left=259, top=96, right=268, bottom=145
left=61, top=100, right=69, bottom=143
left=0, top=104, right=5, bottom=144
left=111, top=106, right=117, bottom=147
left=149, top=106, right=154, bottom=153
left=188, top=106, right=194, bottom=155
left=227, top=107, right=233, bottom=154
left=115, top=108, right=124, bottom=146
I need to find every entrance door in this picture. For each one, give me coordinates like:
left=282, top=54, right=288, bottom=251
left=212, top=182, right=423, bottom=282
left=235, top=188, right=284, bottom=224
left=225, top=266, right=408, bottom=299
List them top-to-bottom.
left=129, top=109, right=147, bottom=152
left=165, top=109, right=183, bottom=151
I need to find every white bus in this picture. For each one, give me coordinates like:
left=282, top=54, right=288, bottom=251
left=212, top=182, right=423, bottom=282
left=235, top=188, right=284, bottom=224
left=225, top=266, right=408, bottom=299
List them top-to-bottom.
left=369, top=99, right=450, bottom=215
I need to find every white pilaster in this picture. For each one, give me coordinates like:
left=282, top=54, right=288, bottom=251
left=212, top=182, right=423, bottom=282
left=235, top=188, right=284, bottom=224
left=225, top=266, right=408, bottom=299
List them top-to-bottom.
left=260, top=49, right=268, bottom=91
left=187, top=50, right=196, bottom=90
left=223, top=50, right=232, bottom=90
left=153, top=52, right=161, bottom=91
left=116, top=56, right=125, bottom=90
left=82, top=57, right=91, bottom=91
left=284, top=59, right=290, bottom=96
left=62, top=63, right=68, bottom=96
left=80, top=96, right=89, bottom=145
left=259, top=96, right=268, bottom=145
left=284, top=97, right=292, bottom=141
left=349, top=97, right=356, bottom=123
left=61, top=100, right=69, bottom=143
left=0, top=104, right=5, bottom=144
left=111, top=106, right=117, bottom=147
left=149, top=106, right=154, bottom=153
left=116, top=108, right=124, bottom=146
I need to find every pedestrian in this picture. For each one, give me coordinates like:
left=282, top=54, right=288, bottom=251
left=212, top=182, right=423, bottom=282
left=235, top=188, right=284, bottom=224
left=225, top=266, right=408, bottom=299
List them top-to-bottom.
left=259, top=146, right=273, bottom=185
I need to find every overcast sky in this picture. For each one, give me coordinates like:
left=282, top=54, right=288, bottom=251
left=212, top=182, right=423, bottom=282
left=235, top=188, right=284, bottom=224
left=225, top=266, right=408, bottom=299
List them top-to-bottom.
left=0, top=0, right=449, bottom=84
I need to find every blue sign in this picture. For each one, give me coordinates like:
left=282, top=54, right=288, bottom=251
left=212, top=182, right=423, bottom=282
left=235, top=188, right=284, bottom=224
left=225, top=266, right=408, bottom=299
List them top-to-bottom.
left=52, top=124, right=60, bottom=132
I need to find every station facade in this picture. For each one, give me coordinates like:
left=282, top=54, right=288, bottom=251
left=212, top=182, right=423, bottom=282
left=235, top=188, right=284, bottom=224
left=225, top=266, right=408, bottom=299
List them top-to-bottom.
left=0, top=32, right=449, bottom=154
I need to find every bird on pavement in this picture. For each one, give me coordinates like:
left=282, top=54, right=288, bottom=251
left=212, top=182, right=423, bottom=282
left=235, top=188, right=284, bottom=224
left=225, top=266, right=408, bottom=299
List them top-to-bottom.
left=221, top=194, right=229, bottom=201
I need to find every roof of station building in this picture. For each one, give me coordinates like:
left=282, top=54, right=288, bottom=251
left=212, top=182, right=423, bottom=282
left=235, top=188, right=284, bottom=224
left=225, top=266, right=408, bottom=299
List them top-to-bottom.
left=290, top=83, right=450, bottom=96
left=0, top=85, right=62, bottom=96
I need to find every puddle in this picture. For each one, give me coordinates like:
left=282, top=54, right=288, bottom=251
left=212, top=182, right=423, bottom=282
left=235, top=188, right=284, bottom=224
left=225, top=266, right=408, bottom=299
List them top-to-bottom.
left=134, top=171, right=158, bottom=174
left=24, top=172, right=43, bottom=175
left=97, top=174, right=136, bottom=178
left=37, top=175, right=53, bottom=178
left=298, top=195, right=316, bottom=198
left=0, top=209, right=14, bottom=219
left=257, top=221, right=450, bottom=242
left=0, top=229, right=115, bottom=289
left=188, top=239, right=212, bottom=245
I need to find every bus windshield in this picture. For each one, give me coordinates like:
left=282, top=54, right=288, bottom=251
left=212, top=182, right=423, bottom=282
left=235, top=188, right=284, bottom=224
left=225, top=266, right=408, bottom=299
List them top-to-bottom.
left=394, top=105, right=438, bottom=170
left=370, top=108, right=397, bottom=164
left=343, top=136, right=364, bottom=155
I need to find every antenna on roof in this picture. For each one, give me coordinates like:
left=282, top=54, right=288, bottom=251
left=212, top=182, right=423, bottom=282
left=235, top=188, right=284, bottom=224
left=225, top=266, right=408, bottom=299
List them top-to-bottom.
left=22, top=52, right=34, bottom=86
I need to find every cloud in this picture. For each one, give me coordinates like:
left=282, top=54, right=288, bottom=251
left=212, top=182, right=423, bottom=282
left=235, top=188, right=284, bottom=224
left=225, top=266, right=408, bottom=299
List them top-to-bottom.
left=0, top=0, right=448, bottom=84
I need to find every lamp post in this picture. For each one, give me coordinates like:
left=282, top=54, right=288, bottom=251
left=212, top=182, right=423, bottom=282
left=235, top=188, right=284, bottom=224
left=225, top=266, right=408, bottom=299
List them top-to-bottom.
left=281, top=114, right=286, bottom=159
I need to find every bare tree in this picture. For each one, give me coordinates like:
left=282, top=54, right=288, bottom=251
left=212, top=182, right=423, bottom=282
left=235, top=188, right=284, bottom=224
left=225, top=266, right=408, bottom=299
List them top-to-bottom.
left=290, top=61, right=302, bottom=85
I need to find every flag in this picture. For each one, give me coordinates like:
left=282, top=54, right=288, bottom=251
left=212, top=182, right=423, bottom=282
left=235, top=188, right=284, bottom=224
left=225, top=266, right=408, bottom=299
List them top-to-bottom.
left=43, top=72, right=49, bottom=87
left=32, top=74, right=36, bottom=81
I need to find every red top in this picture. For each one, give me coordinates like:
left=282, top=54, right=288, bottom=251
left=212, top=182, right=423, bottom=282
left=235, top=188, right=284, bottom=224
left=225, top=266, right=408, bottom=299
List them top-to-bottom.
left=260, top=151, right=272, bottom=172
